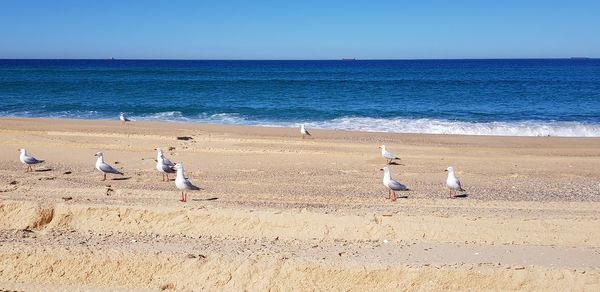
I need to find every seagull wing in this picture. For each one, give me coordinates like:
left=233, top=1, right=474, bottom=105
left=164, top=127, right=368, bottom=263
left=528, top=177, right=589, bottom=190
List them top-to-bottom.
left=383, top=151, right=396, bottom=159
left=24, top=156, right=43, bottom=164
left=162, top=157, right=174, bottom=167
left=99, top=163, right=123, bottom=175
left=160, top=163, right=176, bottom=173
left=184, top=179, right=200, bottom=190
left=388, top=179, right=408, bottom=191
left=456, top=179, right=465, bottom=191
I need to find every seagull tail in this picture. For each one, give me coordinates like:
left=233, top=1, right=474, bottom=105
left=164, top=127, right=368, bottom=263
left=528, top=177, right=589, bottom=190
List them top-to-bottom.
left=38, top=160, right=45, bottom=163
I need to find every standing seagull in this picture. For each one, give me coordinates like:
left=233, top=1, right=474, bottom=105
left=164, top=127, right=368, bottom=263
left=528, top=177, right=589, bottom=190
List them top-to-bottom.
left=119, top=112, right=131, bottom=123
left=300, top=124, right=311, bottom=139
left=379, top=145, right=400, bottom=164
left=155, top=148, right=175, bottom=182
left=18, top=149, right=44, bottom=172
left=94, top=152, right=123, bottom=181
left=174, top=163, right=200, bottom=202
left=445, top=166, right=465, bottom=198
left=380, top=167, right=408, bottom=202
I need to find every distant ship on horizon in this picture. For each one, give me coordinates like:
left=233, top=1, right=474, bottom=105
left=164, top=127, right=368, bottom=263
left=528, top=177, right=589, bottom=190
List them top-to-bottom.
left=341, top=58, right=356, bottom=61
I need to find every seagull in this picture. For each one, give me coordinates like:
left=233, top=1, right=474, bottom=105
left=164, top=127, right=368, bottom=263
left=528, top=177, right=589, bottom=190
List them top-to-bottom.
left=119, top=112, right=131, bottom=123
left=300, top=124, right=311, bottom=139
left=379, top=145, right=400, bottom=164
left=155, top=148, right=175, bottom=182
left=18, top=149, right=44, bottom=172
left=94, top=152, right=123, bottom=181
left=174, top=163, right=200, bottom=202
left=380, top=166, right=408, bottom=201
left=445, top=166, right=465, bottom=198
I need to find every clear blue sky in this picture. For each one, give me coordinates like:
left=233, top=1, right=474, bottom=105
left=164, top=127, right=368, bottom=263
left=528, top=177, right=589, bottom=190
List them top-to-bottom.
left=1, top=0, right=598, bottom=59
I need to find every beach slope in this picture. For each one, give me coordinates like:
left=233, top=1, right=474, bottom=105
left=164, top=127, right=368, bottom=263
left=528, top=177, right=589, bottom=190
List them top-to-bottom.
left=0, top=118, right=599, bottom=291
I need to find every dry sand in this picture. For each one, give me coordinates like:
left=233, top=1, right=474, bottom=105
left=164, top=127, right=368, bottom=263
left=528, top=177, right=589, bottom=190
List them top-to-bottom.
left=0, top=117, right=599, bottom=291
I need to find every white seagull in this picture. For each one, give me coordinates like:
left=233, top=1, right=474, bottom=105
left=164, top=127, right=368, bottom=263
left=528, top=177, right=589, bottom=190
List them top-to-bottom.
left=119, top=112, right=131, bottom=123
left=300, top=124, right=311, bottom=139
left=379, top=145, right=400, bottom=164
left=19, top=148, right=44, bottom=172
left=155, top=148, right=175, bottom=182
left=94, top=152, right=124, bottom=181
left=174, top=163, right=200, bottom=202
left=380, top=166, right=408, bottom=201
left=445, top=166, right=465, bottom=198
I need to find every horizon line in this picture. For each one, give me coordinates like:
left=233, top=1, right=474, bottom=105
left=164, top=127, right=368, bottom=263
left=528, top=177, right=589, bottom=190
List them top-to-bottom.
left=0, top=57, right=597, bottom=61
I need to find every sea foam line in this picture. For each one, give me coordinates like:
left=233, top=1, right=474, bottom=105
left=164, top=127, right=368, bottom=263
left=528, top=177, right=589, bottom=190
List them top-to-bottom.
left=2, top=111, right=600, bottom=137
left=141, top=113, right=600, bottom=137
left=309, top=117, right=600, bottom=137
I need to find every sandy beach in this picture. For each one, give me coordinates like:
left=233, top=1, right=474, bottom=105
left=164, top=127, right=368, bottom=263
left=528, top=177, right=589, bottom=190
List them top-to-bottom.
left=1, top=117, right=599, bottom=291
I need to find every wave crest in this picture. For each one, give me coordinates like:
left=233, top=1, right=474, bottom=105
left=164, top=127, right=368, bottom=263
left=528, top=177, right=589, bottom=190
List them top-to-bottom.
left=310, top=117, right=600, bottom=137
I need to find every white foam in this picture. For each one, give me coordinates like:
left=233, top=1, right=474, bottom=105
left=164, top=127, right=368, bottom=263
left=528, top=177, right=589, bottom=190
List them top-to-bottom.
left=4, top=111, right=599, bottom=137
left=141, top=111, right=189, bottom=121
left=138, top=113, right=600, bottom=137
left=309, top=117, right=600, bottom=137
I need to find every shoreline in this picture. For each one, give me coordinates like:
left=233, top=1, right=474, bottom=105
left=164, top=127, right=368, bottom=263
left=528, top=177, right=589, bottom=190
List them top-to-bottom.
left=1, top=116, right=599, bottom=138
left=3, top=116, right=600, bottom=140
left=1, top=117, right=599, bottom=290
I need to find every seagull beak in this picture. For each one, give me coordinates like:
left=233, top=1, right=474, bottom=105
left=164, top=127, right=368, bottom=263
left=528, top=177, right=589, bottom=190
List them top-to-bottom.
left=379, top=168, right=384, bottom=171
left=444, top=169, right=448, bottom=172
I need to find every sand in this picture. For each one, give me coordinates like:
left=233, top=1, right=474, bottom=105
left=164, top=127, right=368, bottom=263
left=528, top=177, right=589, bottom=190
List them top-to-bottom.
left=0, top=117, right=599, bottom=291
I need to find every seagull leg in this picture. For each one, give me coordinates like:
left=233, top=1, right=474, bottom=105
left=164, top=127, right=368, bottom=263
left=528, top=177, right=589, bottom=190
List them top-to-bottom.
left=102, top=173, right=106, bottom=181
left=165, top=174, right=169, bottom=182
left=388, top=189, right=391, bottom=200
left=448, top=190, right=455, bottom=199
left=392, top=191, right=397, bottom=202
left=181, top=192, right=187, bottom=202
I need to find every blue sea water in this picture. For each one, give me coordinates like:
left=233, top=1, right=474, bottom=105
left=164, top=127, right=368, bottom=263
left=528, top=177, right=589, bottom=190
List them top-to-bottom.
left=1, top=59, right=599, bottom=136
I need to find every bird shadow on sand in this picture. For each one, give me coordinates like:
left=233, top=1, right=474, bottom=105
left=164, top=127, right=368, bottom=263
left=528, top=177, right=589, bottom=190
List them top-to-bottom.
left=387, top=162, right=404, bottom=166
left=35, top=168, right=53, bottom=172
left=112, top=177, right=132, bottom=181
left=452, top=193, right=469, bottom=199
left=396, top=195, right=409, bottom=199
left=192, top=197, right=218, bottom=201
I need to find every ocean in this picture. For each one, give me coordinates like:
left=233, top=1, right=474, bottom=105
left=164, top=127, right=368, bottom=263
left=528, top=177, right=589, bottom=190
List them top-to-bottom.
left=1, top=59, right=599, bottom=137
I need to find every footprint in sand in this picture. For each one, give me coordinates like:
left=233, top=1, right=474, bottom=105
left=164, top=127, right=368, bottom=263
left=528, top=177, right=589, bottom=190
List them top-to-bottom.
left=0, top=181, right=19, bottom=192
